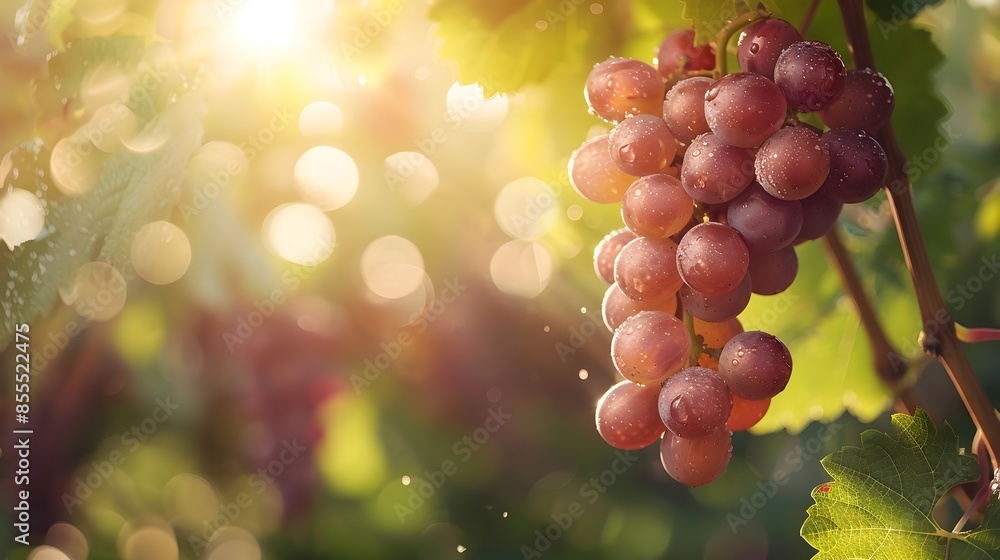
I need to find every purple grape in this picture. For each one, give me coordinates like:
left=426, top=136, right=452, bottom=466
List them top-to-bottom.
left=737, top=18, right=802, bottom=80
left=656, top=29, right=715, bottom=80
left=774, top=41, right=847, bottom=113
left=820, top=68, right=895, bottom=133
left=704, top=72, right=787, bottom=148
left=663, top=77, right=713, bottom=144
left=755, top=126, right=830, bottom=201
left=819, top=128, right=888, bottom=204
left=680, top=133, right=756, bottom=204
left=570, top=135, right=636, bottom=203
left=726, top=183, right=803, bottom=252
left=794, top=192, right=843, bottom=243
left=676, top=222, right=750, bottom=295
left=748, top=246, right=798, bottom=295
left=679, top=272, right=752, bottom=322
left=602, top=283, right=677, bottom=331
left=718, top=331, right=792, bottom=400
left=658, top=366, right=733, bottom=438
left=596, top=380, right=665, bottom=450
left=660, top=428, right=732, bottom=486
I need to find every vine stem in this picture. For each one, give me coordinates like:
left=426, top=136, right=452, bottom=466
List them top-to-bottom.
left=836, top=0, right=1000, bottom=465
left=712, top=3, right=772, bottom=78
left=956, top=325, right=1000, bottom=344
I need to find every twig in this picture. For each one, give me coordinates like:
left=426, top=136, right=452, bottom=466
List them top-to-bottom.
left=836, top=0, right=1000, bottom=465
left=956, top=325, right=1000, bottom=344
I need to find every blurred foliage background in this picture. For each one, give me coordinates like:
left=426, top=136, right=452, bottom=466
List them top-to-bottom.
left=0, top=0, right=999, bottom=558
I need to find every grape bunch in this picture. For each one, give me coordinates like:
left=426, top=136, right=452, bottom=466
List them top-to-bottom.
left=574, top=20, right=894, bottom=486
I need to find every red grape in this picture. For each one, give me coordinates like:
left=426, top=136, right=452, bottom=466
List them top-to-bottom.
left=737, top=18, right=802, bottom=80
left=656, top=29, right=715, bottom=80
left=773, top=41, right=847, bottom=112
left=586, top=57, right=665, bottom=123
left=820, top=68, right=895, bottom=133
left=704, top=72, right=787, bottom=148
left=663, top=77, right=713, bottom=144
left=608, top=115, right=677, bottom=176
left=755, top=126, right=830, bottom=201
left=819, top=128, right=888, bottom=204
left=680, top=133, right=756, bottom=204
left=570, top=135, right=635, bottom=203
left=621, top=173, right=694, bottom=238
left=726, top=183, right=803, bottom=252
left=794, top=192, right=843, bottom=243
left=676, top=222, right=750, bottom=295
left=594, top=227, right=637, bottom=285
left=614, top=237, right=683, bottom=302
left=748, top=246, right=798, bottom=295
left=679, top=272, right=752, bottom=322
left=602, top=283, right=678, bottom=332
left=611, top=311, right=691, bottom=385
left=718, top=331, right=792, bottom=400
left=658, top=366, right=733, bottom=438
left=596, top=380, right=666, bottom=450
left=727, top=395, right=771, bottom=431
left=660, top=428, right=733, bottom=486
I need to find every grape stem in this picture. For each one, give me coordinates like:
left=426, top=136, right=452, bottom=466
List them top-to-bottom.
left=836, top=0, right=1000, bottom=466
left=713, top=3, right=772, bottom=78
left=684, top=312, right=703, bottom=366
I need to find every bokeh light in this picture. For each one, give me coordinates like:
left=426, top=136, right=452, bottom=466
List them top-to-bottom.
left=299, top=101, right=344, bottom=140
left=50, top=134, right=103, bottom=196
left=294, top=146, right=359, bottom=210
left=383, top=151, right=439, bottom=204
left=494, top=177, right=560, bottom=239
left=0, top=188, right=45, bottom=249
left=262, top=203, right=336, bottom=265
left=131, top=221, right=192, bottom=285
left=361, top=235, right=426, bottom=299
left=489, top=240, right=555, bottom=298
left=59, top=261, right=127, bottom=321
left=44, top=523, right=89, bottom=560
left=119, top=525, right=178, bottom=560
left=26, top=546, right=71, bottom=560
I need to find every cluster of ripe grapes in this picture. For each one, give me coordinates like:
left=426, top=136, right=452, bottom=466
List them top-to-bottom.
left=572, top=19, right=895, bottom=486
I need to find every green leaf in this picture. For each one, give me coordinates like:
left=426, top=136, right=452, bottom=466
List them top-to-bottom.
left=428, top=0, right=617, bottom=96
left=680, top=0, right=774, bottom=44
left=866, top=0, right=943, bottom=23
left=869, top=22, right=950, bottom=164
left=0, top=94, right=204, bottom=348
left=745, top=241, right=911, bottom=434
left=802, top=408, right=1000, bottom=559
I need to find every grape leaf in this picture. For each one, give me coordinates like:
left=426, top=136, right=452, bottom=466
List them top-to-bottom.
left=428, top=0, right=617, bottom=96
left=680, top=0, right=776, bottom=44
left=866, top=0, right=944, bottom=23
left=869, top=22, right=950, bottom=165
left=0, top=94, right=204, bottom=348
left=802, top=408, right=1000, bottom=559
